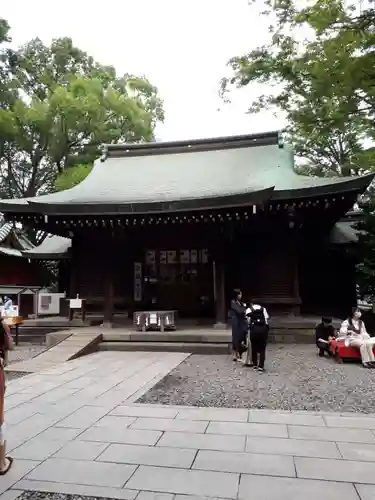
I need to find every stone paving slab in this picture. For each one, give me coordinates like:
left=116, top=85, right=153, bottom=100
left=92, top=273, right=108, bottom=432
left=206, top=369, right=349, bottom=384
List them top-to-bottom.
left=5, top=328, right=103, bottom=373
left=5, top=350, right=375, bottom=500
left=175, top=408, right=249, bottom=422
left=249, top=410, right=326, bottom=426
left=94, top=415, right=137, bottom=428
left=324, top=415, right=375, bottom=429
left=130, top=417, right=209, bottom=433
left=206, top=421, right=288, bottom=438
left=288, top=424, right=375, bottom=443
left=78, top=426, right=162, bottom=445
left=157, top=431, right=246, bottom=452
left=245, top=435, right=341, bottom=458
left=53, top=440, right=110, bottom=461
left=337, top=441, right=375, bottom=462
left=97, top=443, right=197, bottom=468
left=192, top=449, right=295, bottom=477
left=295, top=456, right=375, bottom=484
left=26, top=457, right=137, bottom=487
left=0, top=459, right=40, bottom=496
left=126, top=466, right=239, bottom=498
left=238, top=475, right=359, bottom=500
left=14, top=480, right=138, bottom=500
left=357, top=484, right=375, bottom=500
left=0, top=490, right=24, bottom=500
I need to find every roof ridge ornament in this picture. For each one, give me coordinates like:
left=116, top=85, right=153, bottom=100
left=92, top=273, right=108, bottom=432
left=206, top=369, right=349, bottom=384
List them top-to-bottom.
left=104, top=131, right=282, bottom=158
left=100, top=147, right=109, bottom=162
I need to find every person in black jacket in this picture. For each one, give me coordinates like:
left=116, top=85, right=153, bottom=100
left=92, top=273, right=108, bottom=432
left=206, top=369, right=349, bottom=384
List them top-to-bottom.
left=230, top=289, right=246, bottom=361
left=245, top=301, right=270, bottom=371
left=315, top=317, right=336, bottom=357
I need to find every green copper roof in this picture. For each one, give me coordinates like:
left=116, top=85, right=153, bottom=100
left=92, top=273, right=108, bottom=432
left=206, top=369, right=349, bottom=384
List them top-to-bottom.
left=0, top=131, right=373, bottom=215
left=0, top=220, right=35, bottom=257
left=330, top=221, right=358, bottom=244
left=22, top=235, right=71, bottom=259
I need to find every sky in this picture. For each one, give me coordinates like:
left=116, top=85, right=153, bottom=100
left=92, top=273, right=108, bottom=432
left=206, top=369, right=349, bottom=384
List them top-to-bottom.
left=1, top=0, right=286, bottom=141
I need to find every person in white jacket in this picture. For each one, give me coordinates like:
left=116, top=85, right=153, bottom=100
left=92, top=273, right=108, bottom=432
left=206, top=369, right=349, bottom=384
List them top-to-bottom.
left=2, top=298, right=12, bottom=316
left=339, top=308, right=375, bottom=368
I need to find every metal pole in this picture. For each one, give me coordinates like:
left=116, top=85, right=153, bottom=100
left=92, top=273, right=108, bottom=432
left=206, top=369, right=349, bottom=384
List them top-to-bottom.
left=15, top=324, right=19, bottom=346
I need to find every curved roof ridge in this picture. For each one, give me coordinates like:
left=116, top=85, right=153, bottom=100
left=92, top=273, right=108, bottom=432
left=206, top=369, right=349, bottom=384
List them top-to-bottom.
left=104, top=130, right=282, bottom=158
left=0, top=132, right=373, bottom=214
left=22, top=234, right=71, bottom=259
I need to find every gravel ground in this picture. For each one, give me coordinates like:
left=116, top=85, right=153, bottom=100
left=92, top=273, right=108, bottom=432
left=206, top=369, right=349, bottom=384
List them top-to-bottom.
left=5, top=344, right=46, bottom=381
left=138, top=344, right=375, bottom=413
left=9, top=345, right=46, bottom=364
left=18, top=492, right=114, bottom=500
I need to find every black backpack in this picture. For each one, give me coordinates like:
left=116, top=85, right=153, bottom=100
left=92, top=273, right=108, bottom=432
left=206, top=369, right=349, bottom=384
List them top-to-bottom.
left=249, top=306, right=266, bottom=326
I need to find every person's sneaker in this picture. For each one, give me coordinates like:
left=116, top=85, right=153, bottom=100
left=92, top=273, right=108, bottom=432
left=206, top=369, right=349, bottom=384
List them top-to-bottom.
left=253, top=365, right=258, bottom=370
left=258, top=367, right=265, bottom=372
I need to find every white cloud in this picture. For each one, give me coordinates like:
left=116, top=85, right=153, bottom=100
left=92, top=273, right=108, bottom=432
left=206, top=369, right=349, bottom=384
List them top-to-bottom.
left=2, top=0, right=286, bottom=140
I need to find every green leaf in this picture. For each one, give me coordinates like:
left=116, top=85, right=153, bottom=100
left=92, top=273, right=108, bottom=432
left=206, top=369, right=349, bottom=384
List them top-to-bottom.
left=221, top=0, right=375, bottom=174
left=0, top=27, right=164, bottom=199
left=54, top=163, right=93, bottom=192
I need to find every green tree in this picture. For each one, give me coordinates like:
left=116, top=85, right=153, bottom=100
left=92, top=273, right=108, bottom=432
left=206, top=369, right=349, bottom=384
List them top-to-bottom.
left=221, top=0, right=375, bottom=175
left=0, top=18, right=17, bottom=195
left=0, top=33, right=164, bottom=198
left=55, top=163, right=92, bottom=192
left=357, top=194, right=375, bottom=296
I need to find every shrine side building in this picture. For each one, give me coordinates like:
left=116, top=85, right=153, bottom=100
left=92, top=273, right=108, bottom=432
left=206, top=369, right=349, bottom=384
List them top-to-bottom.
left=0, top=131, right=372, bottom=325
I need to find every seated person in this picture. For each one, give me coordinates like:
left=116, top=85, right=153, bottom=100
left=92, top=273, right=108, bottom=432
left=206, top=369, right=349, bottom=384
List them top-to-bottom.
left=340, top=307, right=375, bottom=368
left=315, top=317, right=336, bottom=357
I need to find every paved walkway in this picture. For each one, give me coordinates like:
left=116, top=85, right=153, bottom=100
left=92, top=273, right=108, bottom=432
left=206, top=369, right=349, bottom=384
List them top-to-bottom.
left=7, top=328, right=102, bottom=373
left=2, top=352, right=375, bottom=500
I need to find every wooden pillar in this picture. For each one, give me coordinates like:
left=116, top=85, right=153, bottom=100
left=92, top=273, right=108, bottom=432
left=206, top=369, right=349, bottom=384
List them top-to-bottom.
left=102, top=235, right=114, bottom=328
left=69, top=238, right=78, bottom=298
left=292, top=248, right=301, bottom=315
left=213, top=259, right=227, bottom=328
left=102, top=271, right=114, bottom=327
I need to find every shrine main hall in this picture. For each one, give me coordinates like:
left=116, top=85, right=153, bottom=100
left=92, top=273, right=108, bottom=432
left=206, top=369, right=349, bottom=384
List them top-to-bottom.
left=0, top=131, right=372, bottom=326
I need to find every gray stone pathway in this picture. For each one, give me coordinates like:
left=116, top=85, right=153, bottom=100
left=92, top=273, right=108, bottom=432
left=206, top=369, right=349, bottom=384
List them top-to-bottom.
left=2, top=351, right=375, bottom=500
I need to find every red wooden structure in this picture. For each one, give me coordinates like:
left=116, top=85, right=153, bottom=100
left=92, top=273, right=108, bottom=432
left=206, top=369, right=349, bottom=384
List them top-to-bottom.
left=0, top=131, right=373, bottom=326
left=329, top=337, right=375, bottom=362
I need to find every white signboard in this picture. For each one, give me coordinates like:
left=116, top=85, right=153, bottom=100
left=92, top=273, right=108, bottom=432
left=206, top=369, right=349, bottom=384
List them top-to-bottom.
left=180, top=249, right=190, bottom=264
left=190, top=249, right=198, bottom=264
left=200, top=249, right=208, bottom=264
left=146, top=250, right=156, bottom=265
left=167, top=250, right=177, bottom=264
left=160, top=251, right=167, bottom=264
left=134, top=262, right=142, bottom=302
left=38, top=293, right=65, bottom=315
left=69, top=298, right=82, bottom=309
left=149, top=313, right=157, bottom=324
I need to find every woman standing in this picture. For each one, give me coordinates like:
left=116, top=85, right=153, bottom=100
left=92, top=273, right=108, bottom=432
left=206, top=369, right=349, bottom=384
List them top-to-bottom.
left=230, top=289, right=246, bottom=361
left=340, top=307, right=375, bottom=368
left=0, top=318, right=14, bottom=474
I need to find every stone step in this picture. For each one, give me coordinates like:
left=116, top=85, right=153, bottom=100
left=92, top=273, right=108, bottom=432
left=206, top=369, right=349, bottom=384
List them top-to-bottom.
left=102, top=330, right=313, bottom=344
left=6, top=331, right=102, bottom=373
left=102, top=331, right=230, bottom=343
left=99, top=341, right=231, bottom=354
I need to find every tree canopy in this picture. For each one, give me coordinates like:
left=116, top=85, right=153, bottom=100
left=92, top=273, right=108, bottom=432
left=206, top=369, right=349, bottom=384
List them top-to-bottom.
left=221, top=0, right=375, bottom=176
left=0, top=23, right=164, bottom=198
left=54, top=163, right=93, bottom=192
